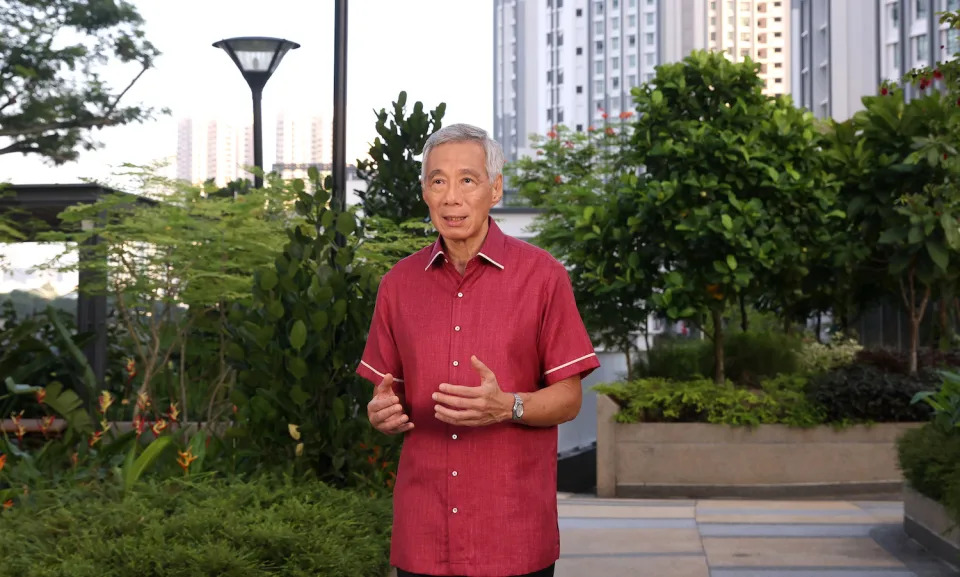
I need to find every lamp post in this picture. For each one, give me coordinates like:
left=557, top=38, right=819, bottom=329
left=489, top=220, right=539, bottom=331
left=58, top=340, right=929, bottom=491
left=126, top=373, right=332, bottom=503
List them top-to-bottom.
left=213, top=36, right=300, bottom=189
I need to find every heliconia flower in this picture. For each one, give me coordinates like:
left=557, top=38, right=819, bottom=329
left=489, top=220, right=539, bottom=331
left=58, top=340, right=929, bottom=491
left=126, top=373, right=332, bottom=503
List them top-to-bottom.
left=620, top=111, right=634, bottom=119
left=601, top=112, right=609, bottom=119
left=606, top=127, right=616, bottom=135
left=547, top=130, right=557, bottom=139
left=125, top=358, right=136, bottom=378
left=35, top=389, right=46, bottom=404
left=98, top=391, right=114, bottom=414
left=136, top=391, right=151, bottom=412
left=167, top=402, right=180, bottom=422
left=11, top=411, right=22, bottom=426
left=133, top=414, right=147, bottom=439
left=40, top=415, right=55, bottom=437
left=99, top=419, right=112, bottom=433
left=151, top=419, right=168, bottom=436
left=288, top=423, right=301, bottom=441
left=15, top=425, right=25, bottom=443
left=88, top=431, right=103, bottom=447
left=295, top=443, right=304, bottom=457
left=177, top=448, right=199, bottom=472
left=0, top=453, right=6, bottom=471
left=2, top=500, right=12, bottom=510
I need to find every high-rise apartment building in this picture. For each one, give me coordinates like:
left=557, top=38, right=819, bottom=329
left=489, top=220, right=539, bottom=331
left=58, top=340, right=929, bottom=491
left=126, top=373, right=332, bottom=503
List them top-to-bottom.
left=494, top=0, right=661, bottom=163
left=705, top=0, right=793, bottom=95
left=791, top=0, right=879, bottom=120
left=879, top=0, right=959, bottom=93
left=274, top=114, right=330, bottom=181
left=176, top=118, right=253, bottom=186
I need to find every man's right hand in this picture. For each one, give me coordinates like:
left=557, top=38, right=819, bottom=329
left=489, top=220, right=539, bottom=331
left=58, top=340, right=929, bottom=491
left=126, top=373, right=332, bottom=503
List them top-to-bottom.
left=367, top=373, right=414, bottom=435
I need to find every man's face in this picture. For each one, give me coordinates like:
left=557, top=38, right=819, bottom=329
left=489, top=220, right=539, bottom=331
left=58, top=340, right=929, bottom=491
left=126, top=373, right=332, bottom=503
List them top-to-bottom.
left=422, top=141, right=502, bottom=244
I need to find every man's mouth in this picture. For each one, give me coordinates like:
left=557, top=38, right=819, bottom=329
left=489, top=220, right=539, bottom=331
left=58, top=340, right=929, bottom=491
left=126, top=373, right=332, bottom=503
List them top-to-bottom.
left=445, top=216, right=466, bottom=222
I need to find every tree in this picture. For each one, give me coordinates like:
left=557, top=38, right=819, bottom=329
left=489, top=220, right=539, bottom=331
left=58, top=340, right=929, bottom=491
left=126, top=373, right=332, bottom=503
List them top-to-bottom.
left=0, top=0, right=160, bottom=164
left=625, top=51, right=841, bottom=383
left=355, top=91, right=445, bottom=228
left=506, top=121, right=656, bottom=380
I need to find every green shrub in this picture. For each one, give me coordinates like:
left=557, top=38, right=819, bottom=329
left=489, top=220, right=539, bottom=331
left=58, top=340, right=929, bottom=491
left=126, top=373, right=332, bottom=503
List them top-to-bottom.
left=723, top=331, right=802, bottom=387
left=798, top=335, right=862, bottom=375
left=636, top=338, right=710, bottom=381
left=807, top=364, right=935, bottom=423
left=594, top=374, right=823, bottom=427
left=897, top=424, right=960, bottom=523
left=0, top=474, right=392, bottom=577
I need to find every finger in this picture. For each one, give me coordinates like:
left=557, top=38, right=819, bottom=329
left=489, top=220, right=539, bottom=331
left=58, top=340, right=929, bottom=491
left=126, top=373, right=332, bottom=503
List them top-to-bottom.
left=470, top=355, right=495, bottom=379
left=375, top=373, right=395, bottom=395
left=437, top=383, right=483, bottom=397
left=432, top=391, right=478, bottom=409
left=368, top=395, right=401, bottom=412
left=372, top=403, right=403, bottom=424
left=434, top=404, right=481, bottom=422
left=379, top=411, right=409, bottom=430
left=384, top=421, right=415, bottom=435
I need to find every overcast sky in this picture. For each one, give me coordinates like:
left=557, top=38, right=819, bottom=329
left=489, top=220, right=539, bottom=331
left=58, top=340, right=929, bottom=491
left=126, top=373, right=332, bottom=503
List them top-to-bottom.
left=0, top=0, right=494, bottom=186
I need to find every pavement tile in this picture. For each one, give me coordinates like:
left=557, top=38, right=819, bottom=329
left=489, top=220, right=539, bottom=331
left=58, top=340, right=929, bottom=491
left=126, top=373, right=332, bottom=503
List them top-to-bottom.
left=696, top=501, right=864, bottom=511
left=559, top=504, right=695, bottom=519
left=696, top=514, right=885, bottom=525
left=560, top=517, right=698, bottom=530
left=698, top=524, right=879, bottom=538
left=560, top=528, right=704, bottom=555
left=702, top=537, right=907, bottom=568
left=555, top=555, right=709, bottom=577
left=709, top=570, right=918, bottom=577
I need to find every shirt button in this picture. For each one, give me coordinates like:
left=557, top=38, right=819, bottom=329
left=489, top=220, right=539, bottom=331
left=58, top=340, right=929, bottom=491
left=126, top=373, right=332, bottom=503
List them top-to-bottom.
left=457, top=292, right=463, bottom=298
left=455, top=325, right=461, bottom=331
left=453, top=360, right=459, bottom=367
left=452, top=434, right=458, bottom=440
left=452, top=471, right=458, bottom=477
left=452, top=507, right=459, bottom=514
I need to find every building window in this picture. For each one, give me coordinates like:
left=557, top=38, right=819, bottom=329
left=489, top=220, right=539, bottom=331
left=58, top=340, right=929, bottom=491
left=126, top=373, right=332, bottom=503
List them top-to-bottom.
left=557, top=0, right=563, bottom=7
left=612, top=0, right=619, bottom=8
left=630, top=0, right=636, bottom=6
left=647, top=0, right=654, bottom=4
left=916, top=0, right=927, bottom=19
left=595, top=1, right=603, bottom=12
left=740, top=1, right=750, bottom=10
left=889, top=3, right=899, bottom=27
left=577, top=7, right=583, bottom=16
left=629, top=14, right=637, bottom=27
left=711, top=16, right=717, bottom=25
left=774, top=16, right=781, bottom=22
left=612, top=17, right=619, bottom=29
left=741, top=17, right=751, bottom=26
left=596, top=21, right=605, bottom=35
left=711, top=31, right=717, bottom=41
left=547, top=32, right=553, bottom=45
left=558, top=32, right=564, bottom=46
left=646, top=32, right=654, bottom=45
left=741, top=32, right=751, bottom=41
left=774, top=32, right=782, bottom=37
left=629, top=34, right=637, bottom=46
left=915, top=34, right=929, bottom=62
left=612, top=37, right=620, bottom=50
left=596, top=40, right=604, bottom=53
left=577, top=46, right=583, bottom=55
left=774, top=47, right=782, bottom=52
left=741, top=48, right=750, bottom=57
left=646, top=52, right=655, bottom=65
left=629, top=54, right=638, bottom=67
left=612, top=56, right=620, bottom=69
left=595, top=60, right=604, bottom=74
left=774, top=62, right=782, bottom=68
left=547, top=70, right=553, bottom=83
left=629, top=74, right=638, bottom=87
left=613, top=77, right=620, bottom=89
left=775, top=77, right=783, bottom=83
left=595, top=80, right=604, bottom=93
left=577, top=85, right=584, bottom=94
left=611, top=96, right=621, bottom=110
left=558, top=108, right=564, bottom=122
left=547, top=109, right=553, bottom=121
left=576, top=123, right=584, bottom=131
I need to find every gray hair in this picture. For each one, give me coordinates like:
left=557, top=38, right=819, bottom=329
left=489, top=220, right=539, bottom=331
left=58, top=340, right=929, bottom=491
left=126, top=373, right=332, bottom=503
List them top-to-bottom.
left=420, top=123, right=505, bottom=183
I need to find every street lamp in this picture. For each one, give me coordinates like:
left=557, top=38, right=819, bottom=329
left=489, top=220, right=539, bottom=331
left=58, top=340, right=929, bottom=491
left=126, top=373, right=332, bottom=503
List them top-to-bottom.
left=213, top=36, right=300, bottom=188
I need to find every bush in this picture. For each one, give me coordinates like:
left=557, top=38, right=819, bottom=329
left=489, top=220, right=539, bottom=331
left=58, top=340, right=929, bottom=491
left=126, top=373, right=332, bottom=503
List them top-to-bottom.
left=798, top=335, right=862, bottom=375
left=636, top=338, right=710, bottom=381
left=855, top=347, right=960, bottom=375
left=807, top=363, right=936, bottom=423
left=594, top=374, right=824, bottom=427
left=897, top=424, right=960, bottom=522
left=0, top=474, right=392, bottom=577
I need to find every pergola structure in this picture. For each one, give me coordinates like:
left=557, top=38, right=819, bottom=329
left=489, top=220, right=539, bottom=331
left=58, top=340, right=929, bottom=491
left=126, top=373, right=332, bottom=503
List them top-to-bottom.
left=0, top=183, right=150, bottom=403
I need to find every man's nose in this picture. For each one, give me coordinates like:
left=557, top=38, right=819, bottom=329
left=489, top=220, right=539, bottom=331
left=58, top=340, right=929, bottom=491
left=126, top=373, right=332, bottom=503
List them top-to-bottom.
left=441, top=185, right=463, bottom=205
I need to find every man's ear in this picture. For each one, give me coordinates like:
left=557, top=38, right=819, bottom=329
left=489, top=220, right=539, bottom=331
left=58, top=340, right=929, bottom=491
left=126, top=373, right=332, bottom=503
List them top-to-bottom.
left=492, top=174, right=503, bottom=204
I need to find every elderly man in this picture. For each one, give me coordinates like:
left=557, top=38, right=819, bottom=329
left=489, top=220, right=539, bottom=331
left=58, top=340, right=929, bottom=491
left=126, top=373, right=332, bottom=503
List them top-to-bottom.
left=357, top=123, right=599, bottom=577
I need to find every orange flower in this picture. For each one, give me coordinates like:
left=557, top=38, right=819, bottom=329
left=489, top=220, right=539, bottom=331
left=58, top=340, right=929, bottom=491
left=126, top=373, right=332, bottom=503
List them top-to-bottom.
left=619, top=111, right=634, bottom=119
left=605, top=127, right=615, bottom=135
left=547, top=130, right=557, bottom=139
left=35, top=389, right=46, bottom=404
left=136, top=391, right=151, bottom=412
left=166, top=402, right=180, bottom=422
left=40, top=415, right=55, bottom=438
left=151, top=419, right=168, bottom=436
left=88, top=431, right=103, bottom=447
left=177, top=448, right=199, bottom=472
left=0, top=453, right=6, bottom=471
left=2, top=500, right=12, bottom=510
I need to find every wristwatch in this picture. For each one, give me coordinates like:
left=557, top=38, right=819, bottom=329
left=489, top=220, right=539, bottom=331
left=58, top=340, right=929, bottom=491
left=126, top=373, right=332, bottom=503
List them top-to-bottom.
left=511, top=393, right=524, bottom=422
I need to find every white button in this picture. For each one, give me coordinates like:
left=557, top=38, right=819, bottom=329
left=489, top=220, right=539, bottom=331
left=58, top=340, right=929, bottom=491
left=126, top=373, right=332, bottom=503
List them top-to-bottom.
left=457, top=292, right=463, bottom=298
left=455, top=325, right=461, bottom=331
left=453, top=360, right=459, bottom=367
left=452, top=434, right=458, bottom=440
left=452, top=471, right=458, bottom=477
left=452, top=507, right=458, bottom=514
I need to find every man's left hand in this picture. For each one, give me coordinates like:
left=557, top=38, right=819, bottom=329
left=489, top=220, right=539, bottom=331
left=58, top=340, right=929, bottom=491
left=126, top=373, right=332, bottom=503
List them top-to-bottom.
left=433, top=355, right=514, bottom=427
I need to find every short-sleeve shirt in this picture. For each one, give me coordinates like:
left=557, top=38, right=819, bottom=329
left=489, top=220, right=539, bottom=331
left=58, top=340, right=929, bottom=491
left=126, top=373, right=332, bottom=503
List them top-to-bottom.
left=356, top=217, right=600, bottom=577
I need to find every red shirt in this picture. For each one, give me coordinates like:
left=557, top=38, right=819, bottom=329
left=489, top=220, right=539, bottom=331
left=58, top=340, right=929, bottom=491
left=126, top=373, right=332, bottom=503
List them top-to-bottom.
left=357, top=218, right=600, bottom=577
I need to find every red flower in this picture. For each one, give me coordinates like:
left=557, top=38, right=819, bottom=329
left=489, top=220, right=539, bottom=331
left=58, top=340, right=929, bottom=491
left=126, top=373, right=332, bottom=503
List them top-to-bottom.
left=934, top=69, right=943, bottom=80
left=881, top=87, right=889, bottom=95
left=619, top=111, right=634, bottom=119
left=601, top=112, right=608, bottom=119
left=588, top=126, right=596, bottom=132
left=605, top=127, right=615, bottom=135
left=547, top=130, right=557, bottom=139
left=564, top=140, right=574, bottom=149
left=944, top=153, right=949, bottom=160
left=554, top=175, right=562, bottom=184
left=35, top=389, right=46, bottom=404
left=133, top=414, right=147, bottom=438
left=39, top=415, right=55, bottom=438
left=151, top=419, right=168, bottom=436
left=88, top=431, right=103, bottom=447
left=0, top=453, right=6, bottom=472
left=2, top=500, right=12, bottom=510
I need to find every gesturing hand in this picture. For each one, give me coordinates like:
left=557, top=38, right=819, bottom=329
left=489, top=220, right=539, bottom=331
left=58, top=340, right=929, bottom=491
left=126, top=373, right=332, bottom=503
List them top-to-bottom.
left=433, top=356, right=514, bottom=427
left=367, top=373, right=414, bottom=435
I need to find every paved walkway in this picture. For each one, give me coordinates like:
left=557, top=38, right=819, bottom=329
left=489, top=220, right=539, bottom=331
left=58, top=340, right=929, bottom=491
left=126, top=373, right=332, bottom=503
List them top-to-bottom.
left=555, top=494, right=959, bottom=577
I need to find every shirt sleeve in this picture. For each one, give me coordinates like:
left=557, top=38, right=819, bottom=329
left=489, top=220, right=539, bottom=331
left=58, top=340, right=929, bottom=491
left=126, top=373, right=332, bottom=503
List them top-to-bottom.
left=538, top=261, right=601, bottom=386
left=356, top=273, right=405, bottom=395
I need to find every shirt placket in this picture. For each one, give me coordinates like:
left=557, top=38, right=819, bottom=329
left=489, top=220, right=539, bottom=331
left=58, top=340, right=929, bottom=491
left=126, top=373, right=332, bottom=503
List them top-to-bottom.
left=445, top=260, right=473, bottom=566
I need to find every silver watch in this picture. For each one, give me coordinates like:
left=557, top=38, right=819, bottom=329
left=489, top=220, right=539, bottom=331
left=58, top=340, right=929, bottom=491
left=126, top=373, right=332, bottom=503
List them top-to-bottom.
left=511, top=393, right=524, bottom=421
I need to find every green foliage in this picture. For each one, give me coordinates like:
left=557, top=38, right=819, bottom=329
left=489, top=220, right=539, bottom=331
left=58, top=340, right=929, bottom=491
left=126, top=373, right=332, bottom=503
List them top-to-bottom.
left=0, top=0, right=161, bottom=164
left=624, top=51, right=842, bottom=382
left=355, top=91, right=445, bottom=228
left=227, top=170, right=397, bottom=490
left=356, top=216, right=433, bottom=276
left=723, top=331, right=802, bottom=387
left=797, top=335, right=863, bottom=375
left=636, top=338, right=710, bottom=381
left=807, top=364, right=935, bottom=424
left=911, top=369, right=960, bottom=432
left=594, top=374, right=823, bottom=427
left=897, top=424, right=960, bottom=521
left=0, top=475, right=392, bottom=577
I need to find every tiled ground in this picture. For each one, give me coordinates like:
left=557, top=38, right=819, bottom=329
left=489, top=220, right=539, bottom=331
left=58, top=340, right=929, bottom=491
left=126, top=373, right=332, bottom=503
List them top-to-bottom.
left=555, top=495, right=960, bottom=577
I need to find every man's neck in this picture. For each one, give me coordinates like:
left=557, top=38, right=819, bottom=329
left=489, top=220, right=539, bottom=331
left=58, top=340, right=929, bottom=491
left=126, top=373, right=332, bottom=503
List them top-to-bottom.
left=444, top=219, right=490, bottom=275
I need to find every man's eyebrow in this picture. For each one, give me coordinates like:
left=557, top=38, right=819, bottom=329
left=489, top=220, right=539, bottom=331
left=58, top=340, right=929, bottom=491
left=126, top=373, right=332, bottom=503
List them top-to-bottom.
left=458, top=168, right=483, bottom=177
left=426, top=169, right=444, bottom=179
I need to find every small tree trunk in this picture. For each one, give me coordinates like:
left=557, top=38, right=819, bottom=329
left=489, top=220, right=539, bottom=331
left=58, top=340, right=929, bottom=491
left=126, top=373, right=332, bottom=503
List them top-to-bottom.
left=900, top=267, right=931, bottom=377
left=739, top=294, right=748, bottom=332
left=939, top=294, right=951, bottom=352
left=712, top=308, right=725, bottom=384
left=815, top=313, right=823, bottom=343
left=624, top=345, right=633, bottom=382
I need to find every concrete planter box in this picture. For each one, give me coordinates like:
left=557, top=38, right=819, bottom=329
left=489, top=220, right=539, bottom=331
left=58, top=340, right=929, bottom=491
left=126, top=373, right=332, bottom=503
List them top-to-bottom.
left=596, top=394, right=923, bottom=499
left=904, top=485, right=960, bottom=567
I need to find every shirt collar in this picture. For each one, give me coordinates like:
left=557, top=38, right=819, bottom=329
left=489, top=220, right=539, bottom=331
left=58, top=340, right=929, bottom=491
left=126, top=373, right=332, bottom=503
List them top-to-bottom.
left=425, top=217, right=507, bottom=271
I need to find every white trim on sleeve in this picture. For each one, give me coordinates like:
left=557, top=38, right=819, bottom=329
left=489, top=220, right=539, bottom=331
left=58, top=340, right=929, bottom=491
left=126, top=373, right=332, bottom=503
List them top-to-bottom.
left=543, top=353, right=597, bottom=376
left=360, top=360, right=404, bottom=382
